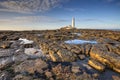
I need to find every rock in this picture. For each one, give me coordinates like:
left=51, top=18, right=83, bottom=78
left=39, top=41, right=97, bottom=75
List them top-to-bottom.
left=0, top=35, right=7, bottom=41
left=7, top=36, right=19, bottom=41
left=97, top=38, right=119, bottom=44
left=0, top=41, right=12, bottom=49
left=23, top=44, right=33, bottom=48
left=84, top=44, right=92, bottom=56
left=90, top=44, right=120, bottom=73
left=106, top=44, right=120, bottom=55
left=24, top=48, right=45, bottom=59
left=71, top=48, right=81, bottom=54
left=0, top=49, right=14, bottom=57
left=57, top=49, right=77, bottom=62
left=49, top=51, right=61, bottom=62
left=13, top=54, right=29, bottom=63
left=78, top=54, right=86, bottom=60
left=0, top=57, right=14, bottom=69
left=14, top=59, right=48, bottom=74
left=88, top=59, right=105, bottom=72
left=52, top=64, right=72, bottom=80
left=71, top=66, right=81, bottom=73
left=0, top=71, right=11, bottom=80
left=45, top=71, right=53, bottom=78
left=92, top=73, right=99, bottom=79
left=13, top=74, right=33, bottom=80
left=112, top=75, right=120, bottom=80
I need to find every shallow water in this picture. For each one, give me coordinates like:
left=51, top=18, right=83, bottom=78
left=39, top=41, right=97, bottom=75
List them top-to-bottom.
left=65, top=39, right=97, bottom=44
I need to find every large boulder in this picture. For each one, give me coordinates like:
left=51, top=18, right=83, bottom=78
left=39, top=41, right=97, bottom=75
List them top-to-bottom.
left=90, top=44, right=120, bottom=73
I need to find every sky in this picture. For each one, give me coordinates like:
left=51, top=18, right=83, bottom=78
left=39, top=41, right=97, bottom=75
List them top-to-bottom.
left=0, top=0, right=120, bottom=30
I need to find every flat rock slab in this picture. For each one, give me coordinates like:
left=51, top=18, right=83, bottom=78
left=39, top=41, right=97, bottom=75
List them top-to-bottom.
left=57, top=49, right=77, bottom=62
left=14, top=59, right=48, bottom=74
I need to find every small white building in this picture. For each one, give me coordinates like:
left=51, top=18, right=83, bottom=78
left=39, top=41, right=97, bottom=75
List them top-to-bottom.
left=61, top=17, right=76, bottom=29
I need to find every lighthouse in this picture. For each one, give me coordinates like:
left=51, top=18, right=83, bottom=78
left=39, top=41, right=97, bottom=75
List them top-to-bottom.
left=72, top=17, right=75, bottom=28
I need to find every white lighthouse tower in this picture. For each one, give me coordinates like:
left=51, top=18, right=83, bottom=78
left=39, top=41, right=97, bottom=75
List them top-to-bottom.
left=72, top=17, right=75, bottom=28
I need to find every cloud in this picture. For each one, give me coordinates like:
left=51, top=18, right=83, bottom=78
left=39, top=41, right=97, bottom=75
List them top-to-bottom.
left=0, top=0, right=67, bottom=13
left=64, top=7, right=86, bottom=12
left=0, top=16, right=67, bottom=25
left=79, top=19, right=105, bottom=23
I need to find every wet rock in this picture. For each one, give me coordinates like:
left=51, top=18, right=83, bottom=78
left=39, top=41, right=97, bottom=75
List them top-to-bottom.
left=57, top=49, right=77, bottom=62
left=14, top=59, right=48, bottom=74
left=88, top=59, right=105, bottom=72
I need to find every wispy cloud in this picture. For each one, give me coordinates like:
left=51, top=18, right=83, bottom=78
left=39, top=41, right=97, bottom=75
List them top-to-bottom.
left=0, top=0, right=68, bottom=14
left=64, top=7, right=86, bottom=12
left=0, top=16, right=67, bottom=25
left=79, top=19, right=105, bottom=23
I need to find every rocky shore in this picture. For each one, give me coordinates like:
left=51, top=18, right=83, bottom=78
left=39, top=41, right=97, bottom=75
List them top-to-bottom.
left=0, top=29, right=120, bottom=80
